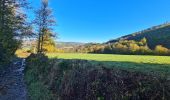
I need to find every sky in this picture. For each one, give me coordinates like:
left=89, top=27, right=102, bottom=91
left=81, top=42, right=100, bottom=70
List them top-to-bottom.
left=28, top=0, right=170, bottom=43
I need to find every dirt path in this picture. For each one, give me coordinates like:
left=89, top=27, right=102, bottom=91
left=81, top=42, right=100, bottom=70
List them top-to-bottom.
left=0, top=59, right=27, bottom=100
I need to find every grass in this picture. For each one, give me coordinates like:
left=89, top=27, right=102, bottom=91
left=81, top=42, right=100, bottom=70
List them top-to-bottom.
left=47, top=53, right=170, bottom=75
left=47, top=53, right=170, bottom=64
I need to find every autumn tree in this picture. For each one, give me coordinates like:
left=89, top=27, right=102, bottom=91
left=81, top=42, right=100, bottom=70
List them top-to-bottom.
left=34, top=0, right=56, bottom=53
left=42, top=31, right=56, bottom=52
left=140, top=37, right=147, bottom=46
left=154, top=45, right=169, bottom=55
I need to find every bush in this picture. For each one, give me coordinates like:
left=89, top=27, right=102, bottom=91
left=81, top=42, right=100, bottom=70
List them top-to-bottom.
left=25, top=53, right=52, bottom=100
left=26, top=53, right=48, bottom=71
left=59, top=67, right=169, bottom=100
left=28, top=82, right=52, bottom=100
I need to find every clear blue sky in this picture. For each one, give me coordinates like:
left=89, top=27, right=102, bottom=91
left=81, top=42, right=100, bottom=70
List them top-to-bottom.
left=29, top=0, right=170, bottom=43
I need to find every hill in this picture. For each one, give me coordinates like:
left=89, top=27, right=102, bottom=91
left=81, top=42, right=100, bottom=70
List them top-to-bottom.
left=107, top=23, right=170, bottom=49
left=56, top=42, right=85, bottom=49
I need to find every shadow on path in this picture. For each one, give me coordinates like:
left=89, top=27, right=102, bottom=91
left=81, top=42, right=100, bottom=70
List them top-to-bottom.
left=0, top=59, right=27, bottom=100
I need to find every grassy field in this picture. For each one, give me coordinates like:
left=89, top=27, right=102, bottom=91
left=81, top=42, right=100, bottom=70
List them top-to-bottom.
left=47, top=53, right=170, bottom=75
left=47, top=53, right=170, bottom=64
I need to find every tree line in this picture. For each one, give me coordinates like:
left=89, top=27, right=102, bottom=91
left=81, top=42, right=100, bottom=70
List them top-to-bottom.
left=75, top=38, right=170, bottom=56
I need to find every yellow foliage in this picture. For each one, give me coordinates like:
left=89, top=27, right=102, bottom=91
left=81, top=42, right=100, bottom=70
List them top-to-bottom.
left=129, top=43, right=140, bottom=52
left=43, top=45, right=65, bottom=53
left=155, top=45, right=169, bottom=55
left=15, top=49, right=31, bottom=58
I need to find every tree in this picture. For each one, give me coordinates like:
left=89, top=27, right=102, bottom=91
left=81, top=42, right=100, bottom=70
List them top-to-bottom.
left=0, top=0, right=29, bottom=66
left=34, top=0, right=56, bottom=53
left=42, top=31, right=56, bottom=52
left=138, top=37, right=147, bottom=46
left=129, top=43, right=140, bottom=53
left=103, top=45, right=112, bottom=54
left=154, top=45, right=169, bottom=55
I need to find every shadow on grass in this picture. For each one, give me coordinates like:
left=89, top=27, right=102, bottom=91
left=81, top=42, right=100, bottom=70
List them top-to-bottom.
left=52, top=58, right=170, bottom=76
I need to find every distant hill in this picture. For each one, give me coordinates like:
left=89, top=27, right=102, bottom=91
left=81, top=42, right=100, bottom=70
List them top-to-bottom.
left=107, top=23, right=170, bottom=49
left=22, top=40, right=85, bottom=50
left=56, top=42, right=85, bottom=49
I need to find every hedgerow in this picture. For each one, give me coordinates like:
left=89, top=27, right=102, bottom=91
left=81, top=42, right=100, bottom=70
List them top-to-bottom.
left=25, top=54, right=170, bottom=100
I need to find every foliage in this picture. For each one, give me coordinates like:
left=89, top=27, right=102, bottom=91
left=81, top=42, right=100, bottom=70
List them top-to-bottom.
left=0, top=0, right=30, bottom=67
left=34, top=0, right=56, bottom=53
left=42, top=31, right=57, bottom=52
left=74, top=38, right=170, bottom=56
left=100, top=38, right=152, bottom=55
left=75, top=43, right=104, bottom=53
left=154, top=45, right=170, bottom=55
left=15, top=48, right=31, bottom=58
left=25, top=53, right=52, bottom=100
left=25, top=53, right=49, bottom=78
left=25, top=57, right=170, bottom=100
left=59, top=66, right=169, bottom=100
left=28, top=82, right=52, bottom=100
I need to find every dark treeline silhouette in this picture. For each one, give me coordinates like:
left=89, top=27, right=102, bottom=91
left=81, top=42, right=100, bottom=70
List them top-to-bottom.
left=0, top=0, right=31, bottom=67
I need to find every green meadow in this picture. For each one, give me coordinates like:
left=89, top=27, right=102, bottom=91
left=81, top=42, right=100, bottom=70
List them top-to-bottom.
left=47, top=53, right=170, bottom=75
left=47, top=53, right=170, bottom=64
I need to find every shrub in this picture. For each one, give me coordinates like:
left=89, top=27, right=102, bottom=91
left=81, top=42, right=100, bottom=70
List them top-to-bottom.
left=25, top=53, right=52, bottom=100
left=26, top=53, right=50, bottom=79
left=59, top=66, right=169, bottom=100
left=28, top=82, right=52, bottom=100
